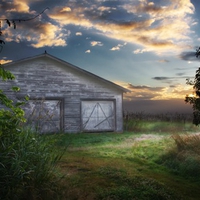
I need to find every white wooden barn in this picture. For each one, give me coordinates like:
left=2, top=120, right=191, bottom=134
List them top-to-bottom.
left=1, top=53, right=128, bottom=133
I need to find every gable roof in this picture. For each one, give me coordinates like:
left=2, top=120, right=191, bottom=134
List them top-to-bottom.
left=3, top=52, right=129, bottom=93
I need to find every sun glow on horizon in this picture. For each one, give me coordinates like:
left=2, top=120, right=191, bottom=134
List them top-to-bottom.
left=115, top=81, right=194, bottom=101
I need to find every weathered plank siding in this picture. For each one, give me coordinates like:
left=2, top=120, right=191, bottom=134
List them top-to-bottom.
left=1, top=54, right=127, bottom=133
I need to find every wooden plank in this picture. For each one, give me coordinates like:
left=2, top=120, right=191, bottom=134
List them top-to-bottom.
left=81, top=100, right=115, bottom=132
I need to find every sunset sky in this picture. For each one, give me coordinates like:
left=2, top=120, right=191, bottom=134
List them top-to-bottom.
left=0, top=0, right=199, bottom=113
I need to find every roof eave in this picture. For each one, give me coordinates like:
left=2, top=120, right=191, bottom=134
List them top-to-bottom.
left=3, top=52, right=130, bottom=93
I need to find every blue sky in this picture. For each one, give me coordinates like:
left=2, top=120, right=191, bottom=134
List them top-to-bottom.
left=0, top=0, right=199, bottom=113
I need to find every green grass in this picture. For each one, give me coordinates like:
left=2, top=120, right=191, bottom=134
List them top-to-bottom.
left=3, top=117, right=199, bottom=199
left=124, top=120, right=199, bottom=133
left=53, top=127, right=200, bottom=200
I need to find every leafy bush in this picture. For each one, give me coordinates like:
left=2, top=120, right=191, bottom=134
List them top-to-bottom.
left=0, top=68, right=64, bottom=199
left=0, top=129, right=63, bottom=199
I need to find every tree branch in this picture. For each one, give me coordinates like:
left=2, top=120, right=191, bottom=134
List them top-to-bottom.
left=0, top=7, right=49, bottom=22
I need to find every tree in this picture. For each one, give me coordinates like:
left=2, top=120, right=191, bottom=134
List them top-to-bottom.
left=0, top=8, right=49, bottom=131
left=0, top=9, right=63, bottom=199
left=185, top=48, right=200, bottom=125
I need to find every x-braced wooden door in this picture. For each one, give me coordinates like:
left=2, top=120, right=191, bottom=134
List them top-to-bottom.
left=23, top=98, right=63, bottom=133
left=81, top=100, right=115, bottom=132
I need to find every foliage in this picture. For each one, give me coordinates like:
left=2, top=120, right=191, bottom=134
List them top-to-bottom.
left=0, top=9, right=64, bottom=199
left=196, top=47, right=200, bottom=58
left=185, top=48, right=200, bottom=125
left=0, top=67, right=64, bottom=199
left=185, top=67, right=200, bottom=125
left=0, top=68, right=27, bottom=137
left=0, top=129, right=64, bottom=200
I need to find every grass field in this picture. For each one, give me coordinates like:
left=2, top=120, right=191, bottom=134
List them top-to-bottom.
left=52, top=120, right=200, bottom=200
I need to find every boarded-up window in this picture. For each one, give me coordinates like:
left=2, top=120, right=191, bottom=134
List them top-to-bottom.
left=23, top=98, right=63, bottom=133
left=81, top=100, right=115, bottom=132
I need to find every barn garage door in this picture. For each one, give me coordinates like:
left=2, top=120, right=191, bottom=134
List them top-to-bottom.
left=23, top=99, right=63, bottom=133
left=81, top=100, right=115, bottom=132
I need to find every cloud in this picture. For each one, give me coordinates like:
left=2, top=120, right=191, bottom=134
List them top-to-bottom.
left=0, top=0, right=196, bottom=54
left=11, top=0, right=30, bottom=13
left=47, top=0, right=195, bottom=54
left=0, top=2, right=69, bottom=48
left=98, top=6, right=113, bottom=12
left=60, top=7, right=71, bottom=12
left=2, top=14, right=70, bottom=47
left=30, top=23, right=69, bottom=48
left=76, top=32, right=82, bottom=36
left=90, top=41, right=103, bottom=46
left=110, top=43, right=125, bottom=51
left=110, top=46, right=120, bottom=51
left=133, top=48, right=150, bottom=54
left=85, top=49, right=91, bottom=53
left=179, top=51, right=197, bottom=61
left=0, top=59, right=12, bottom=64
left=158, top=59, right=169, bottom=63
left=176, top=72, right=185, bottom=76
left=152, top=75, right=194, bottom=86
left=152, top=76, right=182, bottom=84
left=152, top=76, right=191, bottom=81
left=152, top=77, right=171, bottom=81
left=115, top=80, right=193, bottom=101
left=122, top=82, right=193, bottom=101
left=125, top=83, right=165, bottom=100
left=127, top=84, right=163, bottom=91
left=169, top=85, right=176, bottom=88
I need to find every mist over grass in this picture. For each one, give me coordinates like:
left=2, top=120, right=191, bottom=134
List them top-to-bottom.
left=54, top=113, right=200, bottom=199
left=56, top=128, right=200, bottom=199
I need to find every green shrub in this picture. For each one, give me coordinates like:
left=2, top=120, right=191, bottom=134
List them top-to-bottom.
left=0, top=68, right=64, bottom=199
left=0, top=128, right=64, bottom=199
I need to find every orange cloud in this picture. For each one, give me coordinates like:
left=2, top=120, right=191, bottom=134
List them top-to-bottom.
left=0, top=0, right=196, bottom=53
left=10, top=0, right=30, bottom=13
left=48, top=0, right=194, bottom=54
left=49, top=6, right=92, bottom=28
left=4, top=21, right=68, bottom=48
left=31, top=23, right=68, bottom=48
left=91, top=41, right=103, bottom=46
left=0, top=59, right=12, bottom=64
left=115, top=81, right=193, bottom=101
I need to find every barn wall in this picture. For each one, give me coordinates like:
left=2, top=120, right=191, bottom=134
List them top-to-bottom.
left=1, top=56, right=124, bottom=133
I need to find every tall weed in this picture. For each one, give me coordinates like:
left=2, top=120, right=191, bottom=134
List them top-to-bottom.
left=0, top=68, right=65, bottom=199
left=0, top=128, right=64, bottom=200
left=158, top=133, right=200, bottom=179
left=171, top=133, right=200, bottom=153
